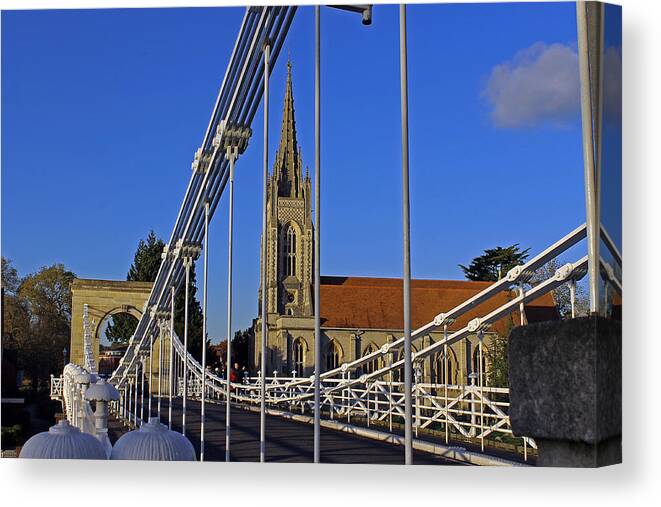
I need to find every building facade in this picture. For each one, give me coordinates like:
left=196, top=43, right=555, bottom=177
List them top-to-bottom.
left=252, top=63, right=558, bottom=385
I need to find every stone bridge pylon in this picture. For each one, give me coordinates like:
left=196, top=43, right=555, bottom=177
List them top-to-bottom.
left=70, top=279, right=153, bottom=368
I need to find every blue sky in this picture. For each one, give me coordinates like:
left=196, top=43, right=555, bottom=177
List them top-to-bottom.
left=2, top=3, right=595, bottom=342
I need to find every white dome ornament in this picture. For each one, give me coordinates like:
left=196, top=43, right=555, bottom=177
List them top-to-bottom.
left=85, top=379, right=120, bottom=458
left=110, top=417, right=196, bottom=461
left=19, top=419, right=107, bottom=459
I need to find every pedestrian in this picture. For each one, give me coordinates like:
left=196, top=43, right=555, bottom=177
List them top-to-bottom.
left=230, top=362, right=239, bottom=383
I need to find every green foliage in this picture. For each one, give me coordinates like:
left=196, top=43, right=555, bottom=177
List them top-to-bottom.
left=124, top=231, right=205, bottom=362
left=127, top=231, right=165, bottom=282
left=459, top=244, right=530, bottom=282
left=458, top=245, right=531, bottom=388
left=2, top=257, right=20, bottom=295
left=1, top=258, right=31, bottom=348
left=1, top=260, right=76, bottom=388
left=19, top=264, right=75, bottom=323
left=174, top=270, right=205, bottom=363
left=105, top=313, right=139, bottom=345
left=232, top=328, right=253, bottom=368
left=487, top=333, right=510, bottom=388
left=1, top=425, right=24, bottom=449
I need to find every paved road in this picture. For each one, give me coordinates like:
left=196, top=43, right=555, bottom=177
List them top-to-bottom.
left=117, top=397, right=463, bottom=465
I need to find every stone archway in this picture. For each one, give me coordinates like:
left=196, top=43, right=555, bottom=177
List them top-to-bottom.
left=70, top=279, right=153, bottom=369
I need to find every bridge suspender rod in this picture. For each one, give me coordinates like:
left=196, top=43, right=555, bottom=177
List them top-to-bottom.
left=576, top=1, right=603, bottom=316
left=399, top=3, right=413, bottom=466
left=313, top=4, right=322, bottom=465
left=109, top=7, right=298, bottom=390
left=260, top=38, right=270, bottom=464
left=225, top=150, right=236, bottom=462
left=201, top=203, right=209, bottom=461
left=203, top=206, right=212, bottom=454
left=182, top=259, right=191, bottom=436
left=169, top=287, right=174, bottom=429
left=158, top=321, right=163, bottom=418
left=148, top=336, right=153, bottom=418
left=140, top=357, right=145, bottom=423
left=133, top=364, right=138, bottom=426
left=128, top=377, right=132, bottom=425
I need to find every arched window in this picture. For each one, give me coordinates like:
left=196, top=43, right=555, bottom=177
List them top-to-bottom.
left=286, top=225, right=297, bottom=277
left=292, top=338, right=306, bottom=377
left=326, top=340, right=342, bottom=371
left=363, top=343, right=381, bottom=375
left=471, top=344, right=489, bottom=386
left=394, top=346, right=418, bottom=383
left=435, top=348, right=457, bottom=385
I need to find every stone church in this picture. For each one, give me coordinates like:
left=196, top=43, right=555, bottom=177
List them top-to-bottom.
left=251, top=62, right=558, bottom=385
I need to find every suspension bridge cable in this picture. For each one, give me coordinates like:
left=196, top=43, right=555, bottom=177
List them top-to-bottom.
left=313, top=3, right=322, bottom=465
left=399, top=3, right=413, bottom=466
left=260, top=36, right=271, bottom=464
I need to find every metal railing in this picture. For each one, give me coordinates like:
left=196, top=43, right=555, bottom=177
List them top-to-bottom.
left=172, top=369, right=535, bottom=458
left=50, top=375, right=63, bottom=400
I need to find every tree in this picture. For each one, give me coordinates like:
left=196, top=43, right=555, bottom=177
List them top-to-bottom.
left=120, top=231, right=205, bottom=360
left=127, top=231, right=165, bottom=282
left=102, top=232, right=166, bottom=345
left=459, top=244, right=530, bottom=282
left=458, top=245, right=530, bottom=388
left=2, top=257, right=20, bottom=295
left=2, top=258, right=30, bottom=353
left=529, top=258, right=589, bottom=319
left=16, top=264, right=76, bottom=387
left=19, top=264, right=75, bottom=326
left=172, top=265, right=205, bottom=362
left=105, top=313, right=139, bottom=345
left=231, top=328, right=253, bottom=368
left=487, top=334, right=510, bottom=388
left=214, top=340, right=228, bottom=369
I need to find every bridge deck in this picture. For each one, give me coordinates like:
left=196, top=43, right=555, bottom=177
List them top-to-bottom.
left=114, top=398, right=463, bottom=465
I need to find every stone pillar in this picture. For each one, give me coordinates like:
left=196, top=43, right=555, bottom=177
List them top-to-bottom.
left=508, top=317, right=621, bottom=467
left=285, top=332, right=292, bottom=374
left=350, top=333, right=361, bottom=363
left=422, top=335, right=431, bottom=382
left=463, top=339, right=473, bottom=384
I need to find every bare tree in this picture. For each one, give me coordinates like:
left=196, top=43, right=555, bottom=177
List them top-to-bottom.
left=529, top=258, right=589, bottom=319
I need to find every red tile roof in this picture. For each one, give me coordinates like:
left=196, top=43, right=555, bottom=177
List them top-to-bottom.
left=319, top=276, right=559, bottom=334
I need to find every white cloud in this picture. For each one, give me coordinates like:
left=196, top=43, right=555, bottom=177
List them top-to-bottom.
left=484, top=42, right=580, bottom=128
left=603, top=46, right=622, bottom=123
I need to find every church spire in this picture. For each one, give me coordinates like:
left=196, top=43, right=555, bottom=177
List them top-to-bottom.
left=274, top=58, right=303, bottom=198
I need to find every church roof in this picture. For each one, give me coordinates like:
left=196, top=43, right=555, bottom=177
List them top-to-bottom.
left=319, top=276, right=559, bottom=334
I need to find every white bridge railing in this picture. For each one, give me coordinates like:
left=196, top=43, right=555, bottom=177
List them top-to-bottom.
left=91, top=221, right=600, bottom=462
left=171, top=327, right=536, bottom=458
left=59, top=364, right=96, bottom=435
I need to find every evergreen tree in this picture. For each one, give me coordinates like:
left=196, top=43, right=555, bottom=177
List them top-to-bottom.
left=107, top=230, right=206, bottom=360
left=106, top=231, right=165, bottom=344
left=127, top=231, right=165, bottom=282
left=459, top=244, right=530, bottom=282
left=459, top=244, right=530, bottom=389
left=173, top=267, right=205, bottom=363
left=105, top=313, right=139, bottom=345
left=231, top=328, right=253, bottom=369
left=487, top=333, right=510, bottom=388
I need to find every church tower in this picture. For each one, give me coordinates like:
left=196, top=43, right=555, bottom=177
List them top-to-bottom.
left=259, top=61, right=314, bottom=320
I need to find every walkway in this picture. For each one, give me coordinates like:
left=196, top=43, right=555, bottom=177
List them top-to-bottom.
left=118, top=398, right=464, bottom=465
